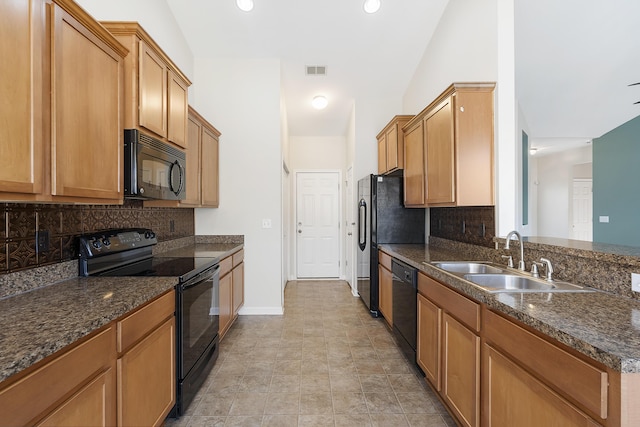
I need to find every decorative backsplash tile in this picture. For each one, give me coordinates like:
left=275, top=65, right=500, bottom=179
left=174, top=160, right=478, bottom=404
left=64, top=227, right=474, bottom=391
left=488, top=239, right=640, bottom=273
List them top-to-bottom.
left=0, top=200, right=194, bottom=275
left=430, top=206, right=495, bottom=248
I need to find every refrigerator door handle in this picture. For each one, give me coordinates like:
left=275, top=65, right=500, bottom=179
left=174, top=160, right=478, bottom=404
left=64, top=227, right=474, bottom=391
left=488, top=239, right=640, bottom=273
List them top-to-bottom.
left=358, top=198, right=367, bottom=251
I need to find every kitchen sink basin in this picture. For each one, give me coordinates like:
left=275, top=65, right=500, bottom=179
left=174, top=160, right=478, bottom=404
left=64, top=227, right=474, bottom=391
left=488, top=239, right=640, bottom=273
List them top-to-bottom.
left=431, top=261, right=505, bottom=275
left=462, top=273, right=594, bottom=293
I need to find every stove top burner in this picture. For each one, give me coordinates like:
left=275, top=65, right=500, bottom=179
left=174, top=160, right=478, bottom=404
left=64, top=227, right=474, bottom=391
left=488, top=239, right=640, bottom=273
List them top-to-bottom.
left=95, top=256, right=217, bottom=279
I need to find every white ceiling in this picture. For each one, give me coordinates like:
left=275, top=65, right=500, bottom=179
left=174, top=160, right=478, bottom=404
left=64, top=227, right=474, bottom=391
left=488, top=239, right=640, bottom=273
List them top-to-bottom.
left=165, top=0, right=449, bottom=137
left=516, top=0, right=640, bottom=153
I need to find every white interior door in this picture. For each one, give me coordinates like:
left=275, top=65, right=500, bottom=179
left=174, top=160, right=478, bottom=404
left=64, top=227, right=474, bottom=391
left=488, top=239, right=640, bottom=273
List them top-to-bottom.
left=296, top=171, right=340, bottom=278
left=572, top=179, right=593, bottom=241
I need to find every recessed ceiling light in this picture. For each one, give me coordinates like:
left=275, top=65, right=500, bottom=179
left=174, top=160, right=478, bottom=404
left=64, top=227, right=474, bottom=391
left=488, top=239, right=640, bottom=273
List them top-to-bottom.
left=236, top=0, right=253, bottom=12
left=363, top=0, right=381, bottom=14
left=312, top=95, right=328, bottom=110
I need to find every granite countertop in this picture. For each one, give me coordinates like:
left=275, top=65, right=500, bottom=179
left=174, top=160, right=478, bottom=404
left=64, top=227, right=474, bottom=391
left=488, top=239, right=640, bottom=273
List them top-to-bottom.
left=0, top=241, right=244, bottom=384
left=381, top=243, right=640, bottom=373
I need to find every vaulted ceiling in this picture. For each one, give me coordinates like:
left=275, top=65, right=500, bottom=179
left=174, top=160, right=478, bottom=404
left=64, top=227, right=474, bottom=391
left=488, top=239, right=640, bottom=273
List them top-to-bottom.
left=166, top=0, right=449, bottom=137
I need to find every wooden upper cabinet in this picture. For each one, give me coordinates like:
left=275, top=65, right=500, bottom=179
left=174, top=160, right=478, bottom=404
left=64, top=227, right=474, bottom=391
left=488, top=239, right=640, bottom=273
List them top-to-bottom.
left=0, top=0, right=127, bottom=204
left=0, top=0, right=45, bottom=198
left=51, top=3, right=124, bottom=202
left=102, top=22, right=191, bottom=149
left=139, top=42, right=168, bottom=139
left=402, top=83, right=495, bottom=207
left=182, top=114, right=202, bottom=206
left=376, top=115, right=412, bottom=175
left=403, top=120, right=425, bottom=207
left=201, top=125, right=220, bottom=207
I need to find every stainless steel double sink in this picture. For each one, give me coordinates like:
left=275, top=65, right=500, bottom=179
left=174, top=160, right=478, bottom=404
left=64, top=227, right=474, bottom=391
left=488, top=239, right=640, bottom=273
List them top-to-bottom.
left=429, top=261, right=594, bottom=293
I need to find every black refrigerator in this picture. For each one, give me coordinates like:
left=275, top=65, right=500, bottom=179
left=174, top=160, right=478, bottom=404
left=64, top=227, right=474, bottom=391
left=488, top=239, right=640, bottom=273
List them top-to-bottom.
left=356, top=174, right=425, bottom=317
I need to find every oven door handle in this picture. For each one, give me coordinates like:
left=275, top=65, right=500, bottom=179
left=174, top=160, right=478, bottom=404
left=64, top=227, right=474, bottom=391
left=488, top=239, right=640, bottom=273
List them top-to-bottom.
left=180, top=264, right=220, bottom=290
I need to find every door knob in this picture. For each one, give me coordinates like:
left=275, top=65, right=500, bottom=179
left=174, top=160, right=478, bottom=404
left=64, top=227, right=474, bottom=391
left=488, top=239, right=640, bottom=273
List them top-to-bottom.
left=298, top=230, right=302, bottom=233
left=347, top=232, right=353, bottom=236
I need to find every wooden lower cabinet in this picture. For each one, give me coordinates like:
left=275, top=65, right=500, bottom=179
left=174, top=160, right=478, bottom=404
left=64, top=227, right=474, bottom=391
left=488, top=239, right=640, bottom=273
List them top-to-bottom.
left=220, top=250, right=245, bottom=338
left=378, top=263, right=393, bottom=326
left=219, top=268, right=234, bottom=338
left=417, top=272, right=480, bottom=427
left=0, top=290, right=176, bottom=427
left=417, top=293, right=441, bottom=390
left=442, top=313, right=480, bottom=427
left=117, top=317, right=175, bottom=427
left=0, top=327, right=116, bottom=426
left=483, top=344, right=600, bottom=427
left=38, top=368, right=115, bottom=427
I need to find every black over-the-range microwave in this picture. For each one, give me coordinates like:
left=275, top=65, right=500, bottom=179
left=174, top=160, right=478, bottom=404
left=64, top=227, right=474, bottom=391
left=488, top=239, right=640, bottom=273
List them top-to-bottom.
left=124, top=129, right=186, bottom=200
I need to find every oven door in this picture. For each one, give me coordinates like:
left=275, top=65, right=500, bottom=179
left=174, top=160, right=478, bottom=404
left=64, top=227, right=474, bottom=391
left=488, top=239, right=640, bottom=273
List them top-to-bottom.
left=177, top=264, right=220, bottom=380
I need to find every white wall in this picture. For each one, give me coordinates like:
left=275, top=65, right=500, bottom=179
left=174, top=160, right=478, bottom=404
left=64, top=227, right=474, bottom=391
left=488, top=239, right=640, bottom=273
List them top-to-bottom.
left=74, top=0, right=194, bottom=81
left=193, top=57, right=283, bottom=315
left=290, top=136, right=347, bottom=170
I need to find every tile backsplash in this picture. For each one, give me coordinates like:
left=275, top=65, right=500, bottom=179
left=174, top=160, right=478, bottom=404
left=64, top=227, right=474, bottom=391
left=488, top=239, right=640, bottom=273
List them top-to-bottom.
left=0, top=200, right=194, bottom=274
left=430, top=206, right=495, bottom=248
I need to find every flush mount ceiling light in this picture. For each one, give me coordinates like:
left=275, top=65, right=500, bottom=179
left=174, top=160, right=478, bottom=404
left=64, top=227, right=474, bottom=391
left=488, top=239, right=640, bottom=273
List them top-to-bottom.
left=236, top=0, right=254, bottom=12
left=363, top=0, right=381, bottom=14
left=312, top=95, right=328, bottom=110
left=529, top=148, right=538, bottom=155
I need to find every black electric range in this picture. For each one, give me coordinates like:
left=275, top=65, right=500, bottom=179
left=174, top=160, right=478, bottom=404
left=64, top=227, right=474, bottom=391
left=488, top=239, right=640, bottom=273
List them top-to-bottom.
left=77, top=228, right=220, bottom=418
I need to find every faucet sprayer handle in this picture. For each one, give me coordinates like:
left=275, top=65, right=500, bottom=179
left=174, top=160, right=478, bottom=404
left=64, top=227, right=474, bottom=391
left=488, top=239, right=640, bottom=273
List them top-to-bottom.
left=501, top=255, right=514, bottom=268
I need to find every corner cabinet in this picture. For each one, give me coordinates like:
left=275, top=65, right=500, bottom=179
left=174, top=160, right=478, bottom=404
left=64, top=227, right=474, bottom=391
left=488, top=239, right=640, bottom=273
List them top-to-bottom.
left=0, top=0, right=127, bottom=204
left=101, top=22, right=191, bottom=150
left=403, top=83, right=495, bottom=208
left=377, top=115, right=413, bottom=175
left=417, top=272, right=480, bottom=427
left=0, top=290, right=176, bottom=426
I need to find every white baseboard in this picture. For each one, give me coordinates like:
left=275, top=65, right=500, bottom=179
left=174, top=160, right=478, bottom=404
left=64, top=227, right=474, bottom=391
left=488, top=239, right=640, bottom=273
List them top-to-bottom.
left=237, top=306, right=284, bottom=315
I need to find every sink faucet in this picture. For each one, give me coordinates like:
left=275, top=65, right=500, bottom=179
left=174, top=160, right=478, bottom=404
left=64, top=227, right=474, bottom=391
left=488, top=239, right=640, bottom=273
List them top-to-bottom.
left=504, top=230, right=526, bottom=271
left=539, top=257, right=554, bottom=281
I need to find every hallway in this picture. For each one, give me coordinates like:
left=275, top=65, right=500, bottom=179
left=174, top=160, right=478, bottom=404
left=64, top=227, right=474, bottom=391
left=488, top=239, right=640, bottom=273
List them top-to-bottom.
left=167, top=280, right=456, bottom=426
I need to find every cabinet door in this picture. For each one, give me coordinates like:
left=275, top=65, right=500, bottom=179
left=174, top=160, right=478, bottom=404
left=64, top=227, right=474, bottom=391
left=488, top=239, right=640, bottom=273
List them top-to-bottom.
left=0, top=0, right=44, bottom=196
left=51, top=4, right=123, bottom=201
left=139, top=41, right=167, bottom=138
left=167, top=71, right=188, bottom=148
left=425, top=98, right=455, bottom=204
left=182, top=114, right=202, bottom=205
left=403, top=121, right=425, bottom=206
left=386, top=125, right=401, bottom=172
left=201, top=126, right=220, bottom=207
left=377, top=136, right=387, bottom=174
left=232, top=262, right=244, bottom=316
left=378, top=264, right=393, bottom=326
left=219, top=272, right=233, bottom=337
left=417, top=293, right=441, bottom=390
left=442, top=313, right=479, bottom=427
left=117, top=317, right=175, bottom=427
left=483, top=344, right=600, bottom=427
left=38, top=369, right=115, bottom=427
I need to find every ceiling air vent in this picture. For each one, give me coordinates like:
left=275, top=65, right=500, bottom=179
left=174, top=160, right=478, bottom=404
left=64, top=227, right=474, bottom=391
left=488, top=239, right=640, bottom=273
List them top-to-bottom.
left=306, top=65, right=327, bottom=76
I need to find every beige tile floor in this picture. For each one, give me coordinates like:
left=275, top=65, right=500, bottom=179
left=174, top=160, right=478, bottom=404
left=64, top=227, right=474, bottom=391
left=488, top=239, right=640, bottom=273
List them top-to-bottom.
left=165, top=280, right=457, bottom=427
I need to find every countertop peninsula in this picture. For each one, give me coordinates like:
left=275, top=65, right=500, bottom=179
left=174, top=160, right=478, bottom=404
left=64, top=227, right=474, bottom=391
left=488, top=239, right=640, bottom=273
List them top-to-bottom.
left=381, top=243, right=640, bottom=373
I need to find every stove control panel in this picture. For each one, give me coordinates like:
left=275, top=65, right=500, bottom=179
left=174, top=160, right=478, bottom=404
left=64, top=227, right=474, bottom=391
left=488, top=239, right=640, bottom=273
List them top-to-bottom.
left=78, top=228, right=157, bottom=258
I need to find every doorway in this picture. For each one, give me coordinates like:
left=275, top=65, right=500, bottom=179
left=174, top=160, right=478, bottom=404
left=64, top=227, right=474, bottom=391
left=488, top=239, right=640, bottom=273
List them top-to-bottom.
left=295, top=171, right=341, bottom=278
left=571, top=178, right=593, bottom=241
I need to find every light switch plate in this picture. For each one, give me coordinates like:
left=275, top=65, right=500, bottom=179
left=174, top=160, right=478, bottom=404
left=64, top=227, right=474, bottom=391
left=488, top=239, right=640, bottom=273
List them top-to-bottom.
left=632, top=273, right=640, bottom=293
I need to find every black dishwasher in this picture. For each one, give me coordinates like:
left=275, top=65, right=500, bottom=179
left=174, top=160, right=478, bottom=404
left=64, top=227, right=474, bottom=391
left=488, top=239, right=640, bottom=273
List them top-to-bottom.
left=391, top=259, right=418, bottom=365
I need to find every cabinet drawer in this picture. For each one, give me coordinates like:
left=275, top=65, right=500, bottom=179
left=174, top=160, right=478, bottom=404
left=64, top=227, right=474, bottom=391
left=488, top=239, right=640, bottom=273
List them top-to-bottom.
left=232, top=249, right=244, bottom=267
left=378, top=250, right=392, bottom=271
left=220, top=255, right=233, bottom=277
left=418, top=273, right=480, bottom=332
left=117, top=290, right=175, bottom=353
left=483, top=308, right=608, bottom=419
left=0, top=326, right=114, bottom=426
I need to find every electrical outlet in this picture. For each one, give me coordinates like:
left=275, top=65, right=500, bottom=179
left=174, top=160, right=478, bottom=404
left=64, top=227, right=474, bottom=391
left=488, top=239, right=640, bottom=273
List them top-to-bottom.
left=170, top=219, right=175, bottom=232
left=262, top=219, right=272, bottom=229
left=36, top=230, right=50, bottom=253
left=632, top=273, right=640, bottom=293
